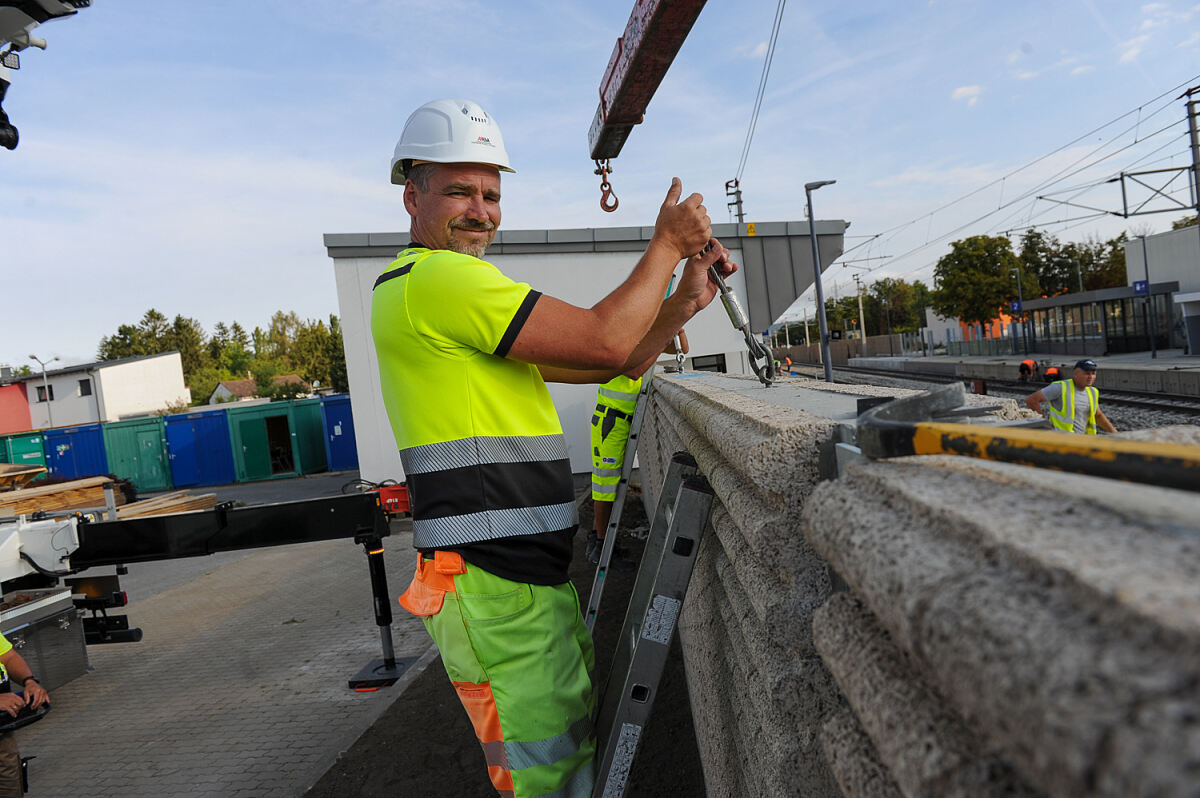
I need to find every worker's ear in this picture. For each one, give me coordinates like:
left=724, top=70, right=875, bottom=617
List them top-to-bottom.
left=403, top=180, right=421, bottom=217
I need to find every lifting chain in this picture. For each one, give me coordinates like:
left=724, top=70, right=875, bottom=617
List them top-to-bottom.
left=594, top=159, right=619, bottom=212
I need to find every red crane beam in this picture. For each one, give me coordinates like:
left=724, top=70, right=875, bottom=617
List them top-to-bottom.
left=588, top=0, right=708, bottom=161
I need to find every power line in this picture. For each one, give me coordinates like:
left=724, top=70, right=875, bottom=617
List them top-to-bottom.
left=734, top=0, right=787, bottom=182
left=853, top=74, right=1200, bottom=263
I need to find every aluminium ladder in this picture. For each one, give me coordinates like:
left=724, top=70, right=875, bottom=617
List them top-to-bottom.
left=591, top=451, right=714, bottom=798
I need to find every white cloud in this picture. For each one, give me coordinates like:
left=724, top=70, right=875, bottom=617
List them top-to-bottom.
left=1180, top=30, right=1200, bottom=47
left=1119, top=34, right=1149, bottom=62
left=738, top=41, right=769, bottom=59
left=1071, top=65, right=1096, bottom=75
left=1015, top=70, right=1039, bottom=80
left=951, top=85, right=982, bottom=106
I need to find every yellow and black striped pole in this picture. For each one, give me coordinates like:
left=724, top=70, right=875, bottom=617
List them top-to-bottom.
left=858, top=384, right=1200, bottom=492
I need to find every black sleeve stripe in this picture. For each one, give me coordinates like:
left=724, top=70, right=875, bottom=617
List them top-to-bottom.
left=373, top=262, right=414, bottom=291
left=494, top=289, right=542, bottom=358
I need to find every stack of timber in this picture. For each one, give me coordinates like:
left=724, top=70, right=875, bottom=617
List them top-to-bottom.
left=0, top=464, right=48, bottom=491
left=0, top=476, right=122, bottom=516
left=117, top=491, right=218, bottom=518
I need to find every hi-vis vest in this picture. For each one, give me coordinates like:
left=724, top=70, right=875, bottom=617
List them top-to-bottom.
left=370, top=247, right=577, bottom=550
left=596, top=375, right=642, bottom=415
left=1048, top=379, right=1098, bottom=434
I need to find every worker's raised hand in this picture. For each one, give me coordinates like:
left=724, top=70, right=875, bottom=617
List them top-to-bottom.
left=653, top=178, right=712, bottom=261
left=674, top=238, right=738, bottom=316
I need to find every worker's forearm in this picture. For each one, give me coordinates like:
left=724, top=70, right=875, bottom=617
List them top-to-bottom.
left=588, top=237, right=685, bottom=361
left=620, top=295, right=692, bottom=375
left=0, top=653, right=32, bottom=685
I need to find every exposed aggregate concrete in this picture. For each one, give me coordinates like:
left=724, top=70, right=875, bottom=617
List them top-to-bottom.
left=640, top=370, right=1200, bottom=798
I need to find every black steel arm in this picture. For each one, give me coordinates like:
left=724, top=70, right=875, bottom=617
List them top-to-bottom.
left=71, top=493, right=389, bottom=569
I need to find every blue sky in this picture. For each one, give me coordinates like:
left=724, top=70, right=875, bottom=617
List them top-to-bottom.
left=2, top=0, right=1199, bottom=368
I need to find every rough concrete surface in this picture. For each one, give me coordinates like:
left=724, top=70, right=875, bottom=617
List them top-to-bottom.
left=640, top=371, right=1200, bottom=798
left=804, top=457, right=1200, bottom=796
left=814, top=592, right=1038, bottom=797
left=820, top=707, right=903, bottom=798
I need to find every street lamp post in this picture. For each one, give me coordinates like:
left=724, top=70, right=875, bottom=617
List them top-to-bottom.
left=805, top=180, right=836, bottom=382
left=1141, top=235, right=1158, bottom=359
left=28, top=353, right=59, bottom=428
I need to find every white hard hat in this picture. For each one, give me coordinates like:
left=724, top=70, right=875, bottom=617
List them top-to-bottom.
left=390, top=98, right=515, bottom=185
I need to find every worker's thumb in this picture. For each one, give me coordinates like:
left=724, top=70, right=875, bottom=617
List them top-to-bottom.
left=662, top=177, right=682, bottom=208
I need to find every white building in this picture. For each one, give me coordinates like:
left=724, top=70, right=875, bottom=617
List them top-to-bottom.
left=326, top=220, right=847, bottom=481
left=1125, top=224, right=1200, bottom=353
left=18, top=352, right=192, bottom=429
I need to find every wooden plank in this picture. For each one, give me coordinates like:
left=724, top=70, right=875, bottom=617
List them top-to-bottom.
left=0, top=477, right=121, bottom=516
left=118, top=493, right=217, bottom=519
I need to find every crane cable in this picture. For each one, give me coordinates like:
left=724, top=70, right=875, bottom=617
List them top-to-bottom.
left=735, top=0, right=788, bottom=184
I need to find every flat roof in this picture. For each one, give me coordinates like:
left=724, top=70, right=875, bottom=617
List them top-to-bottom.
left=323, top=220, right=849, bottom=259
left=1023, top=281, right=1180, bottom=311
left=6, top=351, right=181, bottom=383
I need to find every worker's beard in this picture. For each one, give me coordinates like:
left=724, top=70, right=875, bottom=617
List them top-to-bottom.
left=446, top=221, right=496, bottom=258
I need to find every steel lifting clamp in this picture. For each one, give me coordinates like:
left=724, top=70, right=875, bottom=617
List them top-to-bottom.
left=595, top=159, right=619, bottom=212
left=703, top=244, right=774, bottom=386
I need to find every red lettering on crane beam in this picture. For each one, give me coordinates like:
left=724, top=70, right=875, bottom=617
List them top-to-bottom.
left=588, top=0, right=708, bottom=160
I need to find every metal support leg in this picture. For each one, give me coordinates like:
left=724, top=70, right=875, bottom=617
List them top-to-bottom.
left=347, top=532, right=418, bottom=691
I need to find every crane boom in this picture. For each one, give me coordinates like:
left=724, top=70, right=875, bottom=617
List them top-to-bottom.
left=588, top=0, right=707, bottom=161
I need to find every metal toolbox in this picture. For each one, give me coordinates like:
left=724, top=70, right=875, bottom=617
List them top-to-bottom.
left=0, top=589, right=89, bottom=691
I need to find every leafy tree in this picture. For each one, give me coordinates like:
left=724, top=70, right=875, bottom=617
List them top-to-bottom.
left=1172, top=214, right=1197, bottom=229
left=932, top=235, right=1038, bottom=326
left=165, top=315, right=210, bottom=378
left=327, top=315, right=348, bottom=392
left=292, top=318, right=332, bottom=386
left=207, top=321, right=231, bottom=362
left=8, top=365, right=33, bottom=377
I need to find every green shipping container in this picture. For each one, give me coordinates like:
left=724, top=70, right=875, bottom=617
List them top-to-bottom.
left=289, top=398, right=328, bottom=476
left=224, top=401, right=318, bottom=482
left=102, top=417, right=173, bottom=492
left=2, top=432, right=48, bottom=475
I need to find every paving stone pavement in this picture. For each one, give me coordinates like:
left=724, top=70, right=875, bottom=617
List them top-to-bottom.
left=14, top=519, right=434, bottom=798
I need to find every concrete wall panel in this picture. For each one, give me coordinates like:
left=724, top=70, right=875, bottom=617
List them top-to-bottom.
left=639, top=370, right=1200, bottom=798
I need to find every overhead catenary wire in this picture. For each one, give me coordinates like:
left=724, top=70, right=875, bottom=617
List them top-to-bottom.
left=734, top=0, right=787, bottom=183
left=833, top=74, right=1200, bottom=287
left=873, top=100, right=1196, bottom=281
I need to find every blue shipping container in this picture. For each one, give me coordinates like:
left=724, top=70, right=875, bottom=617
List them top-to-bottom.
left=320, top=395, right=359, bottom=472
left=164, top=408, right=236, bottom=488
left=43, top=424, right=108, bottom=481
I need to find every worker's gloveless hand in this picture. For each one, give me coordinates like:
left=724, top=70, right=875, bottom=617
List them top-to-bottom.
left=652, top=178, right=712, bottom=260
left=673, top=238, right=737, bottom=316
left=23, top=680, right=47, bottom=709
left=0, top=694, right=22, bottom=718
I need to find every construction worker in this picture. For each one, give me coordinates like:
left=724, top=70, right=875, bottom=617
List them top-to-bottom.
left=372, top=98, right=734, bottom=798
left=588, top=330, right=688, bottom=570
left=784, top=354, right=793, bottom=374
left=1018, top=358, right=1038, bottom=382
left=1025, top=359, right=1117, bottom=434
left=1043, top=364, right=1061, bottom=383
left=0, top=632, right=49, bottom=797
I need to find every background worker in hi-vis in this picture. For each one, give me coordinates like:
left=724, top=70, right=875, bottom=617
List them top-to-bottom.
left=371, top=98, right=736, bottom=798
left=587, top=329, right=687, bottom=571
